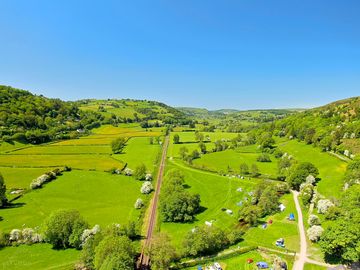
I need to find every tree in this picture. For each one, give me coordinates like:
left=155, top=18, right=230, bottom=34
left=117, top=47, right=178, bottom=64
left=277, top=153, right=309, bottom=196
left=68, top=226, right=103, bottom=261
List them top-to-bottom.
left=195, top=131, right=204, bottom=142
left=258, top=132, right=275, bottom=149
left=173, top=134, right=180, bottom=144
left=111, top=137, right=126, bottom=154
left=199, top=142, right=206, bottom=154
left=179, top=146, right=188, bottom=160
left=191, top=149, right=200, bottom=160
left=256, top=153, right=271, bottom=162
left=287, top=162, right=319, bottom=190
left=134, top=163, right=147, bottom=180
left=239, top=163, right=249, bottom=175
left=251, top=164, right=260, bottom=177
left=0, top=173, right=7, bottom=207
left=140, top=181, right=153, bottom=194
left=257, top=186, right=280, bottom=216
left=238, top=205, right=260, bottom=226
left=44, top=209, right=89, bottom=249
left=308, top=214, right=321, bottom=226
left=307, top=225, right=324, bottom=242
left=183, top=226, right=230, bottom=257
left=146, top=233, right=176, bottom=270
left=94, top=235, right=135, bottom=270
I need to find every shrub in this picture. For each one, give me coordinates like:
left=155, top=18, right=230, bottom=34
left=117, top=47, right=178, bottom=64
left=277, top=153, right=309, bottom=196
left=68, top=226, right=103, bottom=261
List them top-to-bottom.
left=111, top=137, right=126, bottom=154
left=257, top=153, right=271, bottom=162
left=134, top=164, right=147, bottom=180
left=124, top=168, right=133, bottom=176
left=0, top=173, right=7, bottom=207
left=30, top=173, right=53, bottom=189
left=145, top=173, right=152, bottom=181
left=306, top=174, right=316, bottom=185
left=140, top=181, right=153, bottom=194
left=300, top=183, right=314, bottom=206
left=134, top=198, right=144, bottom=209
left=317, top=199, right=334, bottom=214
left=44, top=209, right=89, bottom=249
left=308, top=214, right=321, bottom=226
left=307, top=225, right=324, bottom=242
left=9, top=229, right=22, bottom=242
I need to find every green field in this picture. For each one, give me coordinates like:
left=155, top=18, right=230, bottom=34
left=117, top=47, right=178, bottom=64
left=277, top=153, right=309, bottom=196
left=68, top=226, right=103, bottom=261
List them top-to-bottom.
left=112, top=137, right=160, bottom=169
left=278, top=140, right=347, bottom=198
left=8, top=145, right=111, bottom=155
left=193, top=150, right=278, bottom=177
left=161, top=160, right=258, bottom=248
left=0, top=167, right=57, bottom=190
left=0, top=170, right=144, bottom=232
left=0, top=244, right=79, bottom=270
left=304, top=263, right=327, bottom=270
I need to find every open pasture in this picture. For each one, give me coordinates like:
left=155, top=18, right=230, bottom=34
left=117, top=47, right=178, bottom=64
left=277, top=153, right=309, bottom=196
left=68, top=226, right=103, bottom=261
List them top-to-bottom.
left=112, top=137, right=160, bottom=169
left=278, top=140, right=347, bottom=198
left=8, top=145, right=111, bottom=155
left=193, top=150, right=278, bottom=177
left=0, top=154, right=123, bottom=171
left=160, top=160, right=258, bottom=248
left=0, top=167, right=56, bottom=190
left=0, top=170, right=143, bottom=232
left=0, top=243, right=79, bottom=270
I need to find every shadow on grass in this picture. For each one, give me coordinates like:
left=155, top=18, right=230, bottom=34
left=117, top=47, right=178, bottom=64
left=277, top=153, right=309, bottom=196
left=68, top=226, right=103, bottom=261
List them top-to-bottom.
left=5, top=202, right=26, bottom=209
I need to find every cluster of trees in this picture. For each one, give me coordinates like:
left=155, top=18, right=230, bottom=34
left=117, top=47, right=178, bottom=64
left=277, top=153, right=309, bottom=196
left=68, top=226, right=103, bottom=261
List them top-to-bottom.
left=0, top=86, right=104, bottom=144
left=273, top=97, right=360, bottom=154
left=111, top=137, right=127, bottom=154
left=178, top=146, right=200, bottom=164
left=286, top=162, right=319, bottom=190
left=239, top=163, right=260, bottom=177
left=160, top=170, right=201, bottom=222
left=238, top=181, right=287, bottom=226
left=319, top=184, right=360, bottom=264
left=183, top=225, right=243, bottom=257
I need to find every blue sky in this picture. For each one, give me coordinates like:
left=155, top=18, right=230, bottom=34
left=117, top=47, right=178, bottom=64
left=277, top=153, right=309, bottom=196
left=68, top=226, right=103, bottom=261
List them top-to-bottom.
left=0, top=0, right=359, bottom=109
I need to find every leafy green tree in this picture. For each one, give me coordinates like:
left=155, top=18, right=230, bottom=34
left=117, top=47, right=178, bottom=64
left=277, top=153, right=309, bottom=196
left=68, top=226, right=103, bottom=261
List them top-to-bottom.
left=195, top=131, right=204, bottom=142
left=258, top=132, right=275, bottom=149
left=173, top=134, right=180, bottom=144
left=111, top=137, right=126, bottom=154
left=199, top=142, right=207, bottom=154
left=179, top=146, right=188, bottom=160
left=191, top=149, right=200, bottom=160
left=257, top=153, right=271, bottom=162
left=343, top=159, right=360, bottom=187
left=287, top=162, right=319, bottom=190
left=134, top=163, right=147, bottom=180
left=239, top=163, right=249, bottom=175
left=251, top=164, right=260, bottom=177
left=0, top=173, right=7, bottom=207
left=257, top=186, right=280, bottom=216
left=238, top=205, right=260, bottom=226
left=44, top=209, right=88, bottom=249
left=183, top=226, right=229, bottom=257
left=146, top=233, right=176, bottom=270
left=94, top=235, right=135, bottom=270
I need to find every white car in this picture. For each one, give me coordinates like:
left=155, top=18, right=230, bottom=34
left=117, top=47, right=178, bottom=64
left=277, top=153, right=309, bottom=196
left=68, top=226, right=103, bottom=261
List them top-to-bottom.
left=214, top=262, right=222, bottom=270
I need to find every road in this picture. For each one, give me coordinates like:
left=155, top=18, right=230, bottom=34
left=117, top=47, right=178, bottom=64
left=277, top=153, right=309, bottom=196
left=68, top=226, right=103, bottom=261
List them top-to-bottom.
left=137, top=135, right=169, bottom=269
left=292, top=190, right=307, bottom=270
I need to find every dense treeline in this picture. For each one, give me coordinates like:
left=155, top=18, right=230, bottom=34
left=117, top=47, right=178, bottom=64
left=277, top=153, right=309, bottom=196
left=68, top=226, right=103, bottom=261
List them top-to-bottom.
left=0, top=86, right=104, bottom=144
left=273, top=97, right=360, bottom=155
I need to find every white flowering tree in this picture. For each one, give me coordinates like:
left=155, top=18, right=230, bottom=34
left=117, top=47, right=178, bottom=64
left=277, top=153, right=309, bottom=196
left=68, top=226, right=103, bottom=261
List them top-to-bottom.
left=124, top=168, right=133, bottom=176
left=145, top=173, right=152, bottom=181
left=305, top=175, right=316, bottom=185
left=140, top=181, right=153, bottom=194
left=134, top=198, right=144, bottom=209
left=317, top=199, right=334, bottom=214
left=308, top=214, right=320, bottom=226
left=80, top=224, right=101, bottom=246
left=307, top=225, right=324, bottom=242
left=9, top=229, right=22, bottom=242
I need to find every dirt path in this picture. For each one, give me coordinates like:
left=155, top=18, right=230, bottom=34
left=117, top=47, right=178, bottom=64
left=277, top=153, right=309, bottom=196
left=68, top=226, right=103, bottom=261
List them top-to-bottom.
left=137, top=135, right=169, bottom=269
left=292, top=190, right=307, bottom=270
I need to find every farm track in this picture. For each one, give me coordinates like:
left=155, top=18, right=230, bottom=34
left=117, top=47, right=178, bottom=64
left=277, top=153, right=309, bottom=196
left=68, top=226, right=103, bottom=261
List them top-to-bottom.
left=137, top=135, right=169, bottom=269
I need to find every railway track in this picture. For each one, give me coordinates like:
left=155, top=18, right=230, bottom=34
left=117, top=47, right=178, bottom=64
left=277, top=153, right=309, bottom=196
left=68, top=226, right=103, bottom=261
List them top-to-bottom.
left=137, top=135, right=169, bottom=269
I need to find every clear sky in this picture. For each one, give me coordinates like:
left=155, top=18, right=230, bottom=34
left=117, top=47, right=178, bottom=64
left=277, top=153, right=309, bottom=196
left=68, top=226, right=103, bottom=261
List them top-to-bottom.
left=0, top=0, right=359, bottom=110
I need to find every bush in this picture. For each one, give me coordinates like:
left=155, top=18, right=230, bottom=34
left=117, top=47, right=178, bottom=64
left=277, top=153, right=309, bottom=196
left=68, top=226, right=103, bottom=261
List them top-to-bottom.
left=111, top=137, right=127, bottom=154
left=257, top=153, right=271, bottom=162
left=134, top=164, right=147, bottom=180
left=124, top=168, right=133, bottom=176
left=0, top=173, right=7, bottom=207
left=141, top=181, right=153, bottom=194
left=300, top=183, right=314, bottom=206
left=134, top=198, right=144, bottom=209
left=317, top=199, right=334, bottom=214
left=44, top=209, right=89, bottom=249
left=308, top=214, right=321, bottom=226
left=81, top=225, right=101, bottom=246
left=307, top=225, right=324, bottom=242
left=9, top=228, right=42, bottom=245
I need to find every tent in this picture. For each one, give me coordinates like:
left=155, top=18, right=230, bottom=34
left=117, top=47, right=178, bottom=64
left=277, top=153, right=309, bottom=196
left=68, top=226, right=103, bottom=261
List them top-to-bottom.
left=279, top=204, right=286, bottom=211
left=289, top=213, right=295, bottom=220
left=256, top=262, right=269, bottom=268
left=197, top=266, right=203, bottom=270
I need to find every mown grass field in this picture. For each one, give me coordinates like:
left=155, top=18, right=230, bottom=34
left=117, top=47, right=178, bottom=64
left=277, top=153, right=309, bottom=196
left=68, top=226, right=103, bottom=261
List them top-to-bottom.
left=112, top=137, right=161, bottom=169
left=278, top=140, right=347, bottom=198
left=8, top=145, right=111, bottom=155
left=193, top=150, right=278, bottom=177
left=0, top=154, right=123, bottom=171
left=160, top=160, right=259, bottom=249
left=0, top=167, right=56, bottom=190
left=0, top=170, right=144, bottom=232
left=241, top=193, right=299, bottom=252
left=0, top=244, right=79, bottom=270
left=304, top=263, right=327, bottom=270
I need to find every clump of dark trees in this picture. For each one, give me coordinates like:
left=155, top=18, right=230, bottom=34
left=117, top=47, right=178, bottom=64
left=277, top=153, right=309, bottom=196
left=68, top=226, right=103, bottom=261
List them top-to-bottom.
left=160, top=170, right=201, bottom=222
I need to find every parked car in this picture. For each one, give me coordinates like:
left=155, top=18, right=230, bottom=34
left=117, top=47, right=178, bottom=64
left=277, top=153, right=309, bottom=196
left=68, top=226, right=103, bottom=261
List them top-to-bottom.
left=256, top=262, right=269, bottom=269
